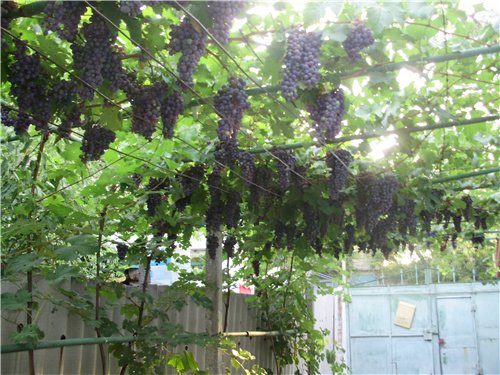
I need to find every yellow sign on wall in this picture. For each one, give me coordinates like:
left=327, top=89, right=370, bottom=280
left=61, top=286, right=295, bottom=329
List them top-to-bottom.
left=394, top=301, right=416, bottom=329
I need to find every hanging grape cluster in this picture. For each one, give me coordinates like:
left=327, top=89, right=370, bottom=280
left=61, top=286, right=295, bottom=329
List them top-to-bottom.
left=1, top=1, right=17, bottom=48
left=43, top=1, right=86, bottom=42
left=119, top=1, right=148, bottom=17
left=207, top=1, right=245, bottom=44
left=72, top=14, right=118, bottom=100
left=168, top=18, right=207, bottom=89
left=342, top=19, right=374, bottom=62
left=281, top=30, right=322, bottom=101
left=9, top=39, right=52, bottom=133
left=214, top=76, right=250, bottom=146
left=128, top=82, right=164, bottom=140
left=308, top=89, right=345, bottom=142
left=160, top=91, right=184, bottom=139
left=59, top=107, right=82, bottom=138
left=1, top=109, right=16, bottom=129
left=80, top=124, right=116, bottom=162
left=271, top=148, right=296, bottom=191
left=326, top=149, right=353, bottom=200
left=238, top=151, right=255, bottom=184
left=175, top=165, right=205, bottom=211
left=291, top=165, right=311, bottom=190
left=250, top=166, right=273, bottom=209
left=356, top=172, right=399, bottom=233
left=147, top=177, right=168, bottom=217
left=225, top=190, right=241, bottom=229
left=303, top=204, right=322, bottom=254
left=223, top=235, right=237, bottom=257
left=116, top=243, right=128, bottom=261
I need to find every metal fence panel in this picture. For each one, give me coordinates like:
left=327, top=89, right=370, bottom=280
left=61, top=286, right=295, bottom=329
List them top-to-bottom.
left=1, top=279, right=276, bottom=374
left=342, top=282, right=499, bottom=375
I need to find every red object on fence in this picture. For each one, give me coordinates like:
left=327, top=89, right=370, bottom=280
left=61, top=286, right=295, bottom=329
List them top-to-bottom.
left=238, top=284, right=253, bottom=295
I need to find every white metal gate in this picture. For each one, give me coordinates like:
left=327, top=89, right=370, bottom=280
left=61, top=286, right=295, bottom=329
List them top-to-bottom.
left=314, top=282, right=499, bottom=374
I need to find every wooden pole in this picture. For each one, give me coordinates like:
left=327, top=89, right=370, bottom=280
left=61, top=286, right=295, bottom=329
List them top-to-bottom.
left=205, top=231, right=223, bottom=374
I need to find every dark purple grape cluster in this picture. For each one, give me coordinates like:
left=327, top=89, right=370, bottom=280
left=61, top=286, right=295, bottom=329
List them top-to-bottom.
left=1, top=1, right=18, bottom=48
left=43, top=1, right=86, bottom=42
left=119, top=1, right=145, bottom=17
left=207, top=1, right=245, bottom=44
left=72, top=14, right=117, bottom=100
left=168, top=18, right=207, bottom=89
left=342, top=19, right=374, bottom=62
left=281, top=30, right=322, bottom=101
left=302, top=32, right=322, bottom=86
left=9, top=39, right=52, bottom=133
left=102, top=48, right=129, bottom=93
left=214, top=76, right=250, bottom=145
left=51, top=80, right=77, bottom=107
left=128, top=83, right=163, bottom=140
left=308, top=88, right=345, bottom=142
left=160, top=91, right=184, bottom=139
left=59, top=107, right=82, bottom=138
left=1, top=109, right=16, bottom=129
left=80, top=124, right=116, bottom=162
left=271, top=148, right=296, bottom=191
left=326, top=149, right=352, bottom=200
left=238, top=151, right=255, bottom=184
left=291, top=164, right=310, bottom=190
left=175, top=165, right=204, bottom=211
left=177, top=165, right=205, bottom=197
left=250, top=166, right=273, bottom=208
left=356, top=173, right=399, bottom=233
left=147, top=177, right=168, bottom=217
left=225, top=190, right=241, bottom=229
left=206, top=194, right=225, bottom=232
left=462, top=195, right=473, bottom=221
left=398, top=199, right=417, bottom=240
left=303, top=204, right=320, bottom=247
left=369, top=207, right=397, bottom=255
left=453, top=213, right=462, bottom=233
left=274, top=222, right=285, bottom=248
left=343, top=224, right=355, bottom=253
left=207, top=234, right=219, bottom=259
left=223, top=235, right=237, bottom=258
left=116, top=243, right=128, bottom=261
left=251, top=259, right=260, bottom=277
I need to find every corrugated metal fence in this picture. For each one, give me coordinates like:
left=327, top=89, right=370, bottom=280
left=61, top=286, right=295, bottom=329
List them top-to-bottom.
left=1, top=278, right=277, bottom=374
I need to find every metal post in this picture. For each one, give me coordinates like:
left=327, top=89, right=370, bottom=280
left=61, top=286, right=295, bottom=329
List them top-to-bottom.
left=205, top=231, right=223, bottom=374
left=415, top=264, right=419, bottom=285
left=452, top=267, right=456, bottom=283
left=472, top=268, right=476, bottom=282
left=400, top=269, right=404, bottom=285
left=437, top=270, right=441, bottom=284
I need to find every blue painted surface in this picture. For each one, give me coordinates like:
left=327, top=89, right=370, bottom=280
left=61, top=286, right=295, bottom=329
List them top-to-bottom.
left=346, top=283, right=499, bottom=374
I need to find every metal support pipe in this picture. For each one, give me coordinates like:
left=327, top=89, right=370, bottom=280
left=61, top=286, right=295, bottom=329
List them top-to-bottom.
left=1, top=329, right=295, bottom=354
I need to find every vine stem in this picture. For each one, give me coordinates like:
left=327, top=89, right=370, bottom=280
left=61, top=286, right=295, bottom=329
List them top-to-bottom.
left=26, top=131, right=49, bottom=375
left=95, top=202, right=111, bottom=375
left=119, top=252, right=153, bottom=375
left=282, top=253, right=295, bottom=310
left=223, top=256, right=231, bottom=333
